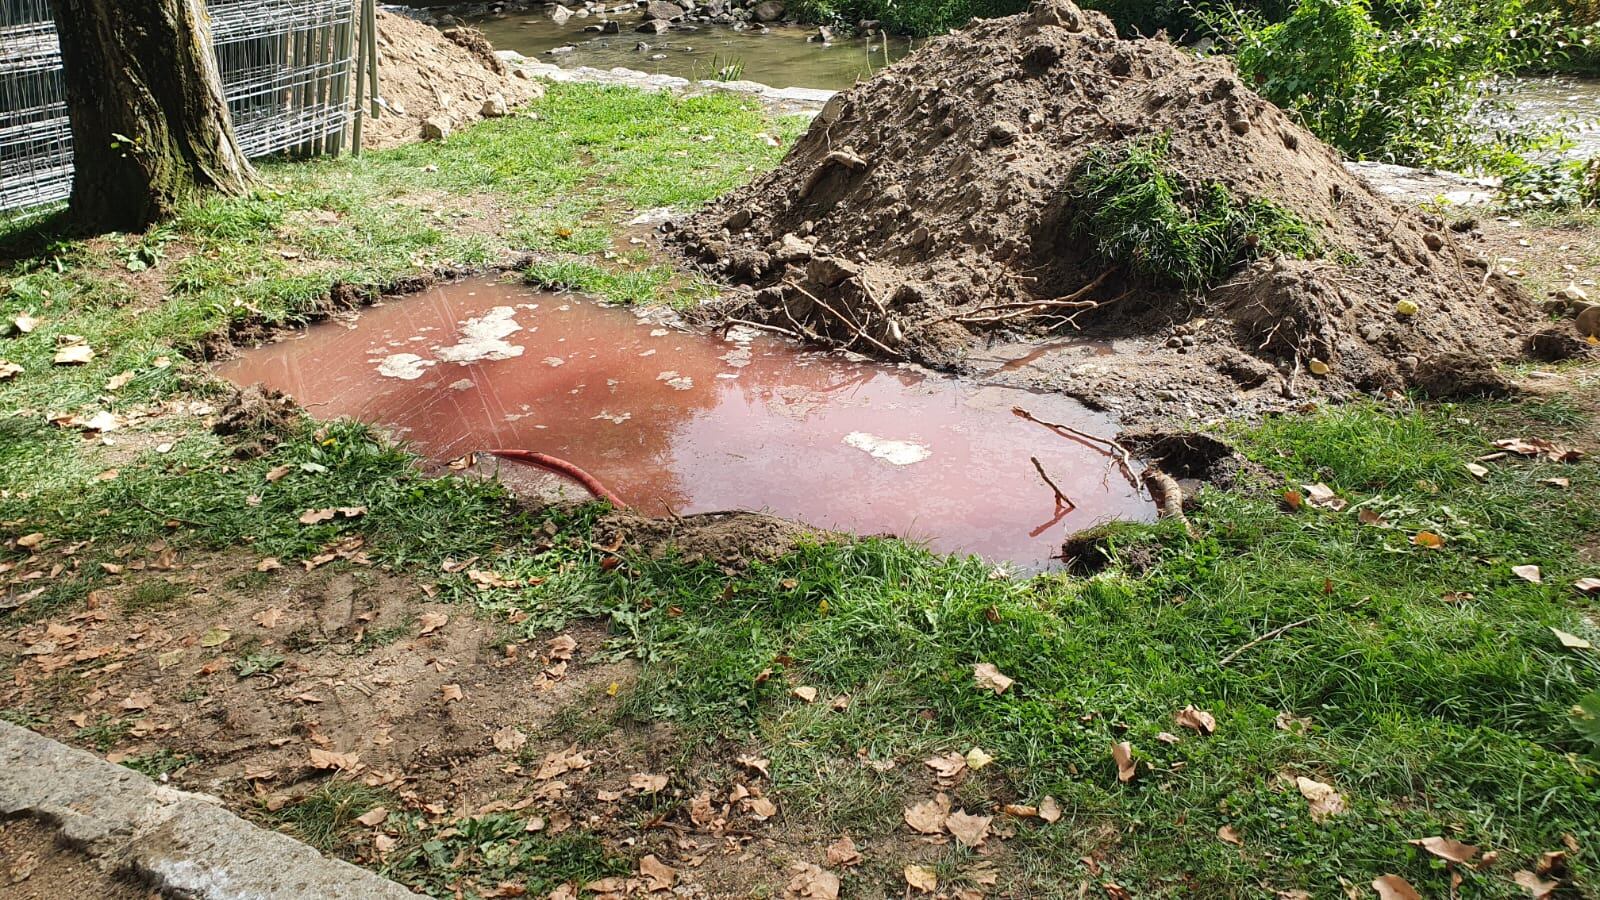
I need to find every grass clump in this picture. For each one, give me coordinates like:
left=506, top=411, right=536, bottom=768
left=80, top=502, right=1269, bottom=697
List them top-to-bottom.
left=1068, top=135, right=1321, bottom=290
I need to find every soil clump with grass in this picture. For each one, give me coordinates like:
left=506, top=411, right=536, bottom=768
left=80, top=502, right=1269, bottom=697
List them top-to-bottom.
left=672, top=0, right=1535, bottom=419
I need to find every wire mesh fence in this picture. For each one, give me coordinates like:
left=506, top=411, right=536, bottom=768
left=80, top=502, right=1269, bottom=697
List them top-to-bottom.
left=0, top=0, right=365, bottom=218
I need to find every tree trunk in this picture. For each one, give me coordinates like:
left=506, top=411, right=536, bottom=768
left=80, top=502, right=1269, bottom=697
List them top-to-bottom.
left=50, top=0, right=254, bottom=231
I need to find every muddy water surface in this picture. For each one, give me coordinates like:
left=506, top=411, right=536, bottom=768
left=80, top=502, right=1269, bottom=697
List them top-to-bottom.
left=218, top=278, right=1152, bottom=567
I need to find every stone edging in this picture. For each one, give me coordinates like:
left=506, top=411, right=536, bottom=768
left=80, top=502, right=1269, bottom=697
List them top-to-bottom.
left=0, top=721, right=419, bottom=899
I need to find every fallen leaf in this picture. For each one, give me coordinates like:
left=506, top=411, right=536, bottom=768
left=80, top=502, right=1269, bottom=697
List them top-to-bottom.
left=11, top=313, right=39, bottom=334
left=53, top=343, right=95, bottom=365
left=0, top=360, right=22, bottom=381
left=105, top=370, right=135, bottom=392
left=1493, top=437, right=1583, bottom=464
left=1465, top=462, right=1490, bottom=479
left=265, top=465, right=291, bottom=482
left=1542, top=477, right=1570, bottom=489
left=1302, top=482, right=1346, bottom=510
left=1282, top=489, right=1305, bottom=511
left=1357, top=508, right=1385, bottom=526
left=1412, top=531, right=1445, bottom=549
left=254, top=557, right=282, bottom=573
left=1512, top=564, right=1542, bottom=584
left=1576, top=577, right=1600, bottom=595
left=252, top=607, right=285, bottom=628
left=417, top=612, right=449, bottom=635
left=198, top=627, right=231, bottom=648
left=1551, top=628, right=1591, bottom=650
left=547, top=634, right=577, bottom=660
left=973, top=662, right=1014, bottom=694
left=441, top=683, right=464, bottom=702
left=792, top=685, right=818, bottom=703
left=121, top=690, right=154, bottom=710
left=1175, top=705, right=1217, bottom=735
left=493, top=726, right=527, bottom=753
left=1156, top=731, right=1181, bottom=745
left=1111, top=741, right=1137, bottom=783
left=965, top=746, right=995, bottom=770
left=307, top=748, right=360, bottom=771
left=923, top=752, right=966, bottom=781
left=737, top=754, right=771, bottom=779
left=630, top=773, right=668, bottom=794
left=1295, top=776, right=1345, bottom=822
left=904, top=794, right=951, bottom=834
left=747, top=795, right=778, bottom=820
left=1038, top=795, right=1062, bottom=823
left=1003, top=803, right=1037, bottom=817
left=355, top=807, right=389, bottom=827
left=945, top=810, right=992, bottom=847
left=1217, top=825, right=1242, bottom=846
left=825, top=835, right=860, bottom=867
left=1408, top=836, right=1479, bottom=864
left=638, top=854, right=675, bottom=892
left=785, top=861, right=841, bottom=899
left=904, top=864, right=937, bottom=893
left=1512, top=871, right=1558, bottom=899
left=1371, top=874, right=1422, bottom=900
left=1103, top=883, right=1132, bottom=900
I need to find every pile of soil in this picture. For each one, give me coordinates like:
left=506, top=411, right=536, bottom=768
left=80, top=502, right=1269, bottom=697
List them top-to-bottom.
left=671, top=0, right=1535, bottom=418
left=364, top=11, right=543, bottom=150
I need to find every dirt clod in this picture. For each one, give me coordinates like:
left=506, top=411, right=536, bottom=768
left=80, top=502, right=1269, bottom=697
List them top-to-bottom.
left=672, top=0, right=1533, bottom=419
left=212, top=385, right=298, bottom=458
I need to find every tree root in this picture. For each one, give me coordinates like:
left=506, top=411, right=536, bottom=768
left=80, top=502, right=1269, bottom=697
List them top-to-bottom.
left=1142, top=466, right=1199, bottom=538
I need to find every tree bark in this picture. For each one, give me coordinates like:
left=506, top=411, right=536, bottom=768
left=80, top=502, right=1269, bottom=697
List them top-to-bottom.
left=50, top=0, right=254, bottom=232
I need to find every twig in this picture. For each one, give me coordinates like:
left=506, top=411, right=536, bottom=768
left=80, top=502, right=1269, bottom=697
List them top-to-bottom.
left=945, top=268, right=1117, bottom=324
left=785, top=280, right=904, bottom=359
left=724, top=318, right=802, bottom=340
left=1012, top=406, right=1139, bottom=489
left=1030, top=456, right=1075, bottom=509
left=1217, top=616, right=1316, bottom=667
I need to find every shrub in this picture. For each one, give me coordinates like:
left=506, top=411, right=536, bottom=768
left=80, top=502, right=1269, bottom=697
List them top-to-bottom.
left=1068, top=135, right=1322, bottom=289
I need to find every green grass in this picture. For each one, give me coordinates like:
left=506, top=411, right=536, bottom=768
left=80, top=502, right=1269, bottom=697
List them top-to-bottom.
left=3, top=81, right=1599, bottom=898
left=1069, top=135, right=1323, bottom=290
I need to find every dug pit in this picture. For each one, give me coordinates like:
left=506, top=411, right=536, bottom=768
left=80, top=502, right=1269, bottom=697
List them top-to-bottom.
left=218, top=277, right=1153, bottom=568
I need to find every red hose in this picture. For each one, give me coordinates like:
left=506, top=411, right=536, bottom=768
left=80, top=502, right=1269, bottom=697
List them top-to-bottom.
left=486, top=449, right=629, bottom=509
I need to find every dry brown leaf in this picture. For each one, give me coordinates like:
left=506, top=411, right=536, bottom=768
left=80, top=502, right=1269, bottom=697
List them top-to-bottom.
left=11, top=313, right=39, bottom=334
left=53, top=343, right=95, bottom=365
left=0, top=360, right=22, bottom=381
left=105, top=370, right=135, bottom=392
left=1493, top=437, right=1583, bottom=464
left=1465, top=462, right=1490, bottom=479
left=1543, top=477, right=1571, bottom=488
left=1302, top=482, right=1347, bottom=510
left=298, top=506, right=366, bottom=525
left=1357, top=508, right=1385, bottom=526
left=1412, top=531, right=1445, bottom=549
left=255, top=557, right=282, bottom=573
left=1512, top=564, right=1543, bottom=584
left=1575, top=577, right=1600, bottom=595
left=252, top=607, right=285, bottom=628
left=417, top=612, right=449, bottom=635
left=1551, top=628, right=1591, bottom=650
left=547, top=634, right=577, bottom=660
left=973, top=662, right=1014, bottom=694
left=440, top=683, right=464, bottom=702
left=792, top=685, right=819, bottom=703
left=120, top=690, right=153, bottom=711
left=1175, top=704, right=1217, bottom=735
left=493, top=726, right=527, bottom=754
left=1156, top=731, right=1182, bottom=745
left=1111, top=741, right=1137, bottom=783
left=965, top=746, right=995, bottom=770
left=535, top=747, right=591, bottom=780
left=307, top=748, right=360, bottom=771
left=923, top=752, right=967, bottom=781
left=737, top=754, right=771, bottom=779
left=630, top=773, right=668, bottom=794
left=1295, top=776, right=1345, bottom=822
left=903, top=794, right=952, bottom=834
left=747, top=795, right=778, bottom=820
left=1038, top=795, right=1062, bottom=823
left=1003, top=803, right=1038, bottom=818
left=355, top=807, right=389, bottom=827
left=945, top=810, right=992, bottom=848
left=1218, top=825, right=1243, bottom=846
left=825, top=835, right=861, bottom=867
left=1408, top=836, right=1479, bottom=864
left=638, top=854, right=675, bottom=892
left=784, top=861, right=841, bottom=900
left=904, top=864, right=938, bottom=893
left=1513, top=870, right=1559, bottom=898
left=1371, top=874, right=1422, bottom=900
left=1103, top=883, right=1132, bottom=900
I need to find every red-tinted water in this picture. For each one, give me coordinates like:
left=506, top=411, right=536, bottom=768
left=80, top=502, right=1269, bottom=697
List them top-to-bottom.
left=216, top=278, right=1153, bottom=567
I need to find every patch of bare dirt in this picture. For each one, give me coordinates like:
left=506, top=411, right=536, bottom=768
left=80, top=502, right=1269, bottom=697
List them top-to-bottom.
left=671, top=0, right=1535, bottom=421
left=366, top=12, right=543, bottom=150
left=600, top=508, right=823, bottom=571
left=0, top=815, right=157, bottom=900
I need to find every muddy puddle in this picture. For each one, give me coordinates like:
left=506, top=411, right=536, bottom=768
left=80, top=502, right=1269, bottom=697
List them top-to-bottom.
left=218, top=277, right=1152, bottom=567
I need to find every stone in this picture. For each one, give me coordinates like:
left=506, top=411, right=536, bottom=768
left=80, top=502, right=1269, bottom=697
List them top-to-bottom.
left=642, top=0, right=683, bottom=19
left=751, top=0, right=785, bottom=21
left=547, top=3, right=572, bottom=23
left=601, top=18, right=621, bottom=32
left=637, top=19, right=671, bottom=32
left=808, top=25, right=833, bottom=42
left=634, top=40, right=651, bottom=50
left=481, top=93, right=508, bottom=117
left=421, top=116, right=452, bottom=141
left=987, top=119, right=1021, bottom=146
left=775, top=233, right=816, bottom=262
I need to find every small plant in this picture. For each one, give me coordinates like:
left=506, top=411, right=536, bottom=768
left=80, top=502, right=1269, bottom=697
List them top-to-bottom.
left=704, top=54, right=746, bottom=83
left=1068, top=135, right=1321, bottom=289
left=124, top=579, right=184, bottom=612
left=234, top=649, right=286, bottom=678
left=121, top=748, right=194, bottom=779
left=269, top=780, right=392, bottom=854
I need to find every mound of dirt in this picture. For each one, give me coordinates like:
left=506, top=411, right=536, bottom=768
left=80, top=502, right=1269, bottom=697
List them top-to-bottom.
left=671, top=0, right=1534, bottom=418
left=364, top=11, right=542, bottom=150
left=213, top=385, right=298, bottom=458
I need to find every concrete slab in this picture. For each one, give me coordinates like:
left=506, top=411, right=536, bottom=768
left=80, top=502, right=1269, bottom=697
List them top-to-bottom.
left=0, top=721, right=420, bottom=899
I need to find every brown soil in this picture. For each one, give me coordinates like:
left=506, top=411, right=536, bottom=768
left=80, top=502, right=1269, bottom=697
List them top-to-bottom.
left=671, top=0, right=1536, bottom=421
left=364, top=12, right=544, bottom=150
left=0, top=815, right=157, bottom=900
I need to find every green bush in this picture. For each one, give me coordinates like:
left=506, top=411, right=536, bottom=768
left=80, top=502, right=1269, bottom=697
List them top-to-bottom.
left=786, top=0, right=1025, bottom=35
left=1202, top=0, right=1569, bottom=174
left=1068, top=135, right=1321, bottom=289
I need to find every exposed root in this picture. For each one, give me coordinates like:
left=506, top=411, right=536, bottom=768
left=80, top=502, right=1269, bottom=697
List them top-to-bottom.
left=946, top=268, right=1118, bottom=326
left=785, top=280, right=904, bottom=358
left=487, top=450, right=630, bottom=508
left=1141, top=467, right=1198, bottom=537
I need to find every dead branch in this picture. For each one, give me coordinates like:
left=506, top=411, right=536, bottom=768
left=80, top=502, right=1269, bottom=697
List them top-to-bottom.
left=945, top=267, right=1117, bottom=324
left=785, top=280, right=904, bottom=359
left=723, top=318, right=803, bottom=340
left=1012, top=406, right=1139, bottom=488
left=1030, top=456, right=1075, bottom=509
left=1217, top=616, right=1316, bottom=667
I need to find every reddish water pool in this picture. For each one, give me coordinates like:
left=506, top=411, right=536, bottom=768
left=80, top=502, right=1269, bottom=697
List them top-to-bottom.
left=217, top=277, right=1153, bottom=567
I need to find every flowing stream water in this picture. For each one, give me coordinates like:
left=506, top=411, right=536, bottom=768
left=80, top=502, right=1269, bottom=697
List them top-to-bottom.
left=217, top=278, right=1153, bottom=568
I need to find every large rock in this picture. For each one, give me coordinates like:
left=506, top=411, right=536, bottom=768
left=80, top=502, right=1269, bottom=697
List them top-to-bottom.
left=642, top=0, right=684, bottom=20
left=751, top=0, right=785, bottom=21
left=547, top=3, right=572, bottom=23
left=637, top=18, right=672, bottom=32
left=481, top=93, right=508, bottom=117
left=421, top=116, right=452, bottom=141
